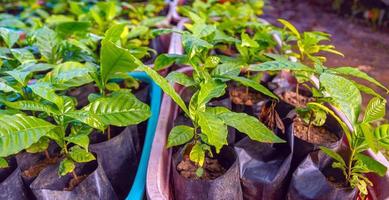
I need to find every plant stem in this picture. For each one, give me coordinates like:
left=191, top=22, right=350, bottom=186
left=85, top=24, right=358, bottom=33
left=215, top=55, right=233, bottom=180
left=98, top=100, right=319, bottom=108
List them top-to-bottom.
left=296, top=83, right=300, bottom=105
left=307, top=112, right=314, bottom=141
left=107, top=125, right=111, bottom=140
left=347, top=149, right=356, bottom=183
left=44, top=150, right=51, bottom=160
left=72, top=171, right=79, bottom=181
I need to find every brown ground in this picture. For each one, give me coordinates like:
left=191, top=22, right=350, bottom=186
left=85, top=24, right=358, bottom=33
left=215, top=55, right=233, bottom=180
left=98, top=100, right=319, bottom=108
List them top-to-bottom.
left=263, top=0, right=389, bottom=117
left=229, top=85, right=264, bottom=106
left=282, top=91, right=315, bottom=108
left=293, top=117, right=339, bottom=145
left=177, top=155, right=226, bottom=180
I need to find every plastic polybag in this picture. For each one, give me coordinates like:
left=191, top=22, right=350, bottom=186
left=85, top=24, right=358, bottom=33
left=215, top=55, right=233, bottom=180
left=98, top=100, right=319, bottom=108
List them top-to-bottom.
left=172, top=146, right=243, bottom=200
left=0, top=157, right=28, bottom=200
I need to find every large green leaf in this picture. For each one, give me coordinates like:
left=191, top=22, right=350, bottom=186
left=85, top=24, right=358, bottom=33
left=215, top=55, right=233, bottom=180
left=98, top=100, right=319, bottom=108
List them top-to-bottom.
left=56, top=21, right=91, bottom=35
left=104, top=23, right=125, bottom=43
left=33, top=26, right=59, bottom=62
left=0, top=27, right=19, bottom=48
left=182, top=32, right=213, bottom=58
left=241, top=32, right=259, bottom=48
left=100, top=40, right=140, bottom=85
left=10, top=48, right=35, bottom=64
left=249, top=59, right=313, bottom=72
left=47, top=61, right=94, bottom=89
left=211, top=62, right=241, bottom=78
left=7, top=63, right=53, bottom=86
left=139, top=65, right=189, bottom=116
left=330, top=67, right=388, bottom=92
left=166, top=71, right=196, bottom=87
left=320, top=73, right=361, bottom=124
left=223, top=75, right=278, bottom=99
left=0, top=79, right=17, bottom=93
left=197, top=80, right=226, bottom=108
left=29, top=82, right=64, bottom=110
left=83, top=91, right=150, bottom=127
left=363, top=97, right=386, bottom=123
left=1, top=100, right=59, bottom=115
left=215, top=109, right=285, bottom=143
left=65, top=110, right=106, bottom=131
left=198, top=111, right=228, bottom=153
left=0, top=114, right=56, bottom=157
left=167, top=125, right=194, bottom=148
left=374, top=125, right=389, bottom=150
left=65, top=134, right=89, bottom=150
left=69, top=146, right=95, bottom=163
left=356, top=153, right=387, bottom=177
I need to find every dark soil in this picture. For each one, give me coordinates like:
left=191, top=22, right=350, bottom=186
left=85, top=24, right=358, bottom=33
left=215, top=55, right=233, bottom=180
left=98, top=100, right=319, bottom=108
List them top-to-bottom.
left=263, top=0, right=389, bottom=116
left=229, top=85, right=264, bottom=106
left=282, top=91, right=315, bottom=108
left=293, top=117, right=339, bottom=145
left=177, top=155, right=226, bottom=180
left=22, top=156, right=60, bottom=178
left=64, top=174, right=88, bottom=191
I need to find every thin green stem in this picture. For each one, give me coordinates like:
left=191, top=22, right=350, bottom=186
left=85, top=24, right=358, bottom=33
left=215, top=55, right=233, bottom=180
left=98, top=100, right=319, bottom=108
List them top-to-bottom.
left=347, top=148, right=356, bottom=182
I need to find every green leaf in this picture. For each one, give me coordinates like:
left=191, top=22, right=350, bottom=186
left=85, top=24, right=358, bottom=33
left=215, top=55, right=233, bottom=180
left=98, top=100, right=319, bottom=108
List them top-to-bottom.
left=278, top=19, right=300, bottom=39
left=56, top=21, right=91, bottom=35
left=104, top=23, right=126, bottom=43
left=0, top=27, right=19, bottom=48
left=33, top=27, right=59, bottom=62
left=182, top=32, right=213, bottom=58
left=241, top=32, right=259, bottom=48
left=100, top=40, right=141, bottom=85
left=10, top=48, right=35, bottom=64
left=154, top=54, right=186, bottom=71
left=204, top=56, right=220, bottom=69
left=249, top=59, right=313, bottom=72
left=47, top=61, right=94, bottom=89
left=211, top=62, right=241, bottom=78
left=8, top=63, right=54, bottom=85
left=139, top=65, right=189, bottom=116
left=330, top=67, right=388, bottom=92
left=166, top=71, right=196, bottom=87
left=320, top=73, right=361, bottom=124
left=223, top=75, right=278, bottom=100
left=0, top=80, right=17, bottom=93
left=197, top=80, right=226, bottom=108
left=351, top=80, right=382, bottom=98
left=29, top=83, right=64, bottom=110
left=83, top=91, right=150, bottom=127
left=363, top=97, right=386, bottom=123
left=1, top=100, right=59, bottom=115
left=65, top=110, right=106, bottom=131
left=216, top=110, right=285, bottom=143
left=198, top=111, right=228, bottom=153
left=0, top=114, right=56, bottom=157
left=359, top=123, right=377, bottom=153
left=167, top=125, right=194, bottom=148
left=374, top=125, right=389, bottom=150
left=65, top=134, right=90, bottom=150
left=26, top=137, right=50, bottom=153
left=190, top=143, right=205, bottom=167
left=69, top=146, right=95, bottom=163
left=320, top=146, right=346, bottom=166
left=356, top=153, right=387, bottom=176
left=0, top=158, right=8, bottom=168
left=59, top=158, right=75, bottom=176
left=196, top=167, right=204, bottom=177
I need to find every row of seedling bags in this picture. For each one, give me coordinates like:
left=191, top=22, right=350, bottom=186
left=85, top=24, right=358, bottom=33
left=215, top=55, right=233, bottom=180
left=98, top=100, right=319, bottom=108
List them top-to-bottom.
left=0, top=0, right=388, bottom=200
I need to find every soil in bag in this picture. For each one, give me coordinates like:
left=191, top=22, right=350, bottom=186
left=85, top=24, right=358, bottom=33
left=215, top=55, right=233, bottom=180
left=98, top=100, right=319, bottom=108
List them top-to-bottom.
left=89, top=84, right=149, bottom=198
left=288, top=114, right=343, bottom=170
left=234, top=125, right=293, bottom=200
left=172, top=146, right=243, bottom=200
left=287, top=151, right=357, bottom=200
left=0, top=157, right=28, bottom=200
left=30, top=159, right=117, bottom=200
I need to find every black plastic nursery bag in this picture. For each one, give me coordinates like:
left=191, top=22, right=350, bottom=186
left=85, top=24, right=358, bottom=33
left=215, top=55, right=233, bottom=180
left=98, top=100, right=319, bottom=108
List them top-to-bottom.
left=0, top=157, right=28, bottom=200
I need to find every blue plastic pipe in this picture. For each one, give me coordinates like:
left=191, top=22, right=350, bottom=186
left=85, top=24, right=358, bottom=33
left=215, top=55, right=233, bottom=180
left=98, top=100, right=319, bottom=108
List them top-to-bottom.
left=126, top=72, right=162, bottom=200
